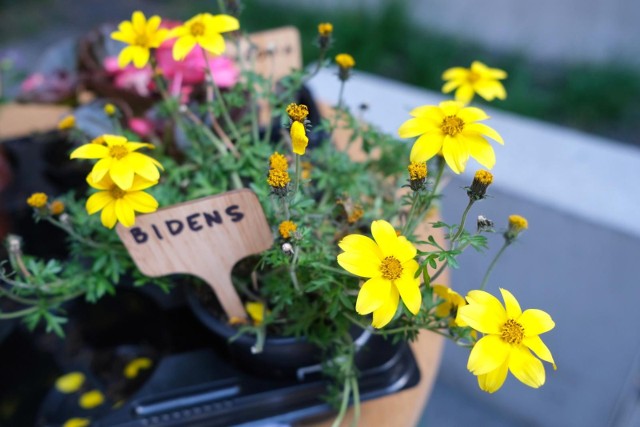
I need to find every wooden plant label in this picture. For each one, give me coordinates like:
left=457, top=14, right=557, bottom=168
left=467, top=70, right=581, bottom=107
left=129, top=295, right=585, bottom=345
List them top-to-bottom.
left=117, top=189, right=273, bottom=320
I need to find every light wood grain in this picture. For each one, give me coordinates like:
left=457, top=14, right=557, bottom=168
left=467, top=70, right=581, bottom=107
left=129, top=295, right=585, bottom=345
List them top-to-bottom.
left=117, top=189, right=273, bottom=320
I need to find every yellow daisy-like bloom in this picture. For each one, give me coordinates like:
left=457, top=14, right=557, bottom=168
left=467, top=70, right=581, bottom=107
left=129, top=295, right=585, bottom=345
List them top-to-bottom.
left=110, top=11, right=169, bottom=69
left=169, top=13, right=239, bottom=61
left=318, top=22, right=333, bottom=36
left=335, top=53, right=355, bottom=69
left=442, top=61, right=507, bottom=104
left=398, top=100, right=504, bottom=174
left=286, top=103, right=309, bottom=123
left=58, top=115, right=75, bottom=130
left=290, top=121, right=309, bottom=155
left=70, top=134, right=163, bottom=191
left=269, top=152, right=289, bottom=171
left=267, top=168, right=290, bottom=189
left=86, top=175, right=159, bottom=229
left=27, top=192, right=48, bottom=208
left=278, top=220, right=297, bottom=239
left=337, top=220, right=421, bottom=328
left=457, top=288, right=556, bottom=393
left=246, top=301, right=265, bottom=325
left=124, top=357, right=153, bottom=379
left=55, top=372, right=85, bottom=394
left=79, top=390, right=105, bottom=409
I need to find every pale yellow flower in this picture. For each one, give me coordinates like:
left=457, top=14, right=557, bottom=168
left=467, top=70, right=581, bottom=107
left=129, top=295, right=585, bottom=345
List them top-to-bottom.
left=111, top=11, right=169, bottom=68
left=169, top=13, right=239, bottom=61
left=442, top=61, right=507, bottom=104
left=398, top=101, right=503, bottom=174
left=337, top=220, right=421, bottom=328
left=457, top=288, right=556, bottom=393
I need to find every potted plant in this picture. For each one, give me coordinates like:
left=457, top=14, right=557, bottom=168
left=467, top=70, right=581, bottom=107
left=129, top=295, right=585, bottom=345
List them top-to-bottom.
left=0, top=4, right=557, bottom=426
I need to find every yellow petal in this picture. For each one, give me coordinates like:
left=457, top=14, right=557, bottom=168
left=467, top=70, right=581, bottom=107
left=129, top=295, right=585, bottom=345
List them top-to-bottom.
left=132, top=11, right=146, bottom=33
left=209, top=14, right=240, bottom=33
left=147, top=15, right=161, bottom=33
left=198, top=33, right=226, bottom=56
left=173, top=36, right=197, bottom=61
left=117, top=45, right=135, bottom=69
left=131, top=47, right=150, bottom=68
left=472, top=61, right=507, bottom=79
left=442, top=67, right=468, bottom=80
left=441, top=80, right=461, bottom=94
left=475, top=80, right=507, bottom=101
left=454, top=84, right=474, bottom=104
left=439, top=100, right=463, bottom=116
left=409, top=105, right=444, bottom=121
left=457, top=107, right=489, bottom=123
left=398, top=117, right=428, bottom=138
left=290, top=121, right=309, bottom=155
left=465, top=122, right=504, bottom=144
left=409, top=132, right=443, bottom=163
left=103, top=135, right=128, bottom=147
left=441, top=135, right=469, bottom=174
left=463, top=135, right=496, bottom=169
left=124, top=141, right=155, bottom=151
left=70, top=143, right=109, bottom=159
left=125, top=152, right=160, bottom=181
left=91, top=157, right=112, bottom=183
left=109, top=159, right=134, bottom=190
left=86, top=173, right=113, bottom=190
left=129, top=175, right=159, bottom=191
left=124, top=191, right=158, bottom=213
left=86, top=192, right=113, bottom=215
left=115, top=198, right=136, bottom=228
left=101, top=202, right=117, bottom=229
left=371, top=220, right=399, bottom=257
left=338, top=234, right=383, bottom=260
left=393, top=236, right=417, bottom=262
left=337, top=251, right=381, bottom=278
left=395, top=264, right=421, bottom=315
left=356, top=276, right=391, bottom=315
left=371, top=286, right=399, bottom=328
left=500, top=288, right=522, bottom=318
left=457, top=291, right=507, bottom=335
left=246, top=302, right=265, bottom=324
left=518, top=309, right=555, bottom=336
left=467, top=335, right=510, bottom=375
left=522, top=335, right=556, bottom=369
left=508, top=345, right=545, bottom=388
left=124, top=357, right=153, bottom=379
left=477, top=360, right=509, bottom=393
left=55, top=372, right=85, bottom=393
left=79, top=390, right=105, bottom=409
left=63, top=418, right=91, bottom=427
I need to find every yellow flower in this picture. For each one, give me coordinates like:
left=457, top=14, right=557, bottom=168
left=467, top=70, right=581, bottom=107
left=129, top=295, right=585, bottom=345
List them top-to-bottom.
left=110, top=11, right=168, bottom=68
left=169, top=13, right=239, bottom=61
left=318, top=22, right=333, bottom=36
left=335, top=53, right=355, bottom=69
left=442, top=61, right=507, bottom=104
left=398, top=101, right=504, bottom=174
left=104, top=103, right=117, bottom=116
left=286, top=103, right=309, bottom=122
left=58, top=115, right=75, bottom=130
left=290, top=121, right=309, bottom=155
left=70, top=134, right=163, bottom=191
left=269, top=152, right=289, bottom=171
left=407, top=162, right=427, bottom=181
left=267, top=168, right=290, bottom=190
left=467, top=169, right=493, bottom=200
left=86, top=175, right=159, bottom=229
left=27, top=192, right=48, bottom=208
left=50, top=200, right=65, bottom=215
left=505, top=214, right=528, bottom=242
left=278, top=220, right=297, bottom=239
left=337, top=220, right=421, bottom=328
left=433, top=284, right=466, bottom=323
left=457, top=288, right=556, bottom=393
left=246, top=301, right=265, bottom=325
left=124, top=357, right=153, bottom=379
left=55, top=372, right=85, bottom=393
left=79, top=390, right=105, bottom=409
left=62, top=418, right=91, bottom=427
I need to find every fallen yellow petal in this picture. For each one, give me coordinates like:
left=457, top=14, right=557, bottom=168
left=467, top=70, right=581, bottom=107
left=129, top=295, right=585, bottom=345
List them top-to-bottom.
left=123, top=357, right=153, bottom=379
left=55, top=372, right=85, bottom=394
left=79, top=390, right=105, bottom=409
left=63, top=418, right=91, bottom=427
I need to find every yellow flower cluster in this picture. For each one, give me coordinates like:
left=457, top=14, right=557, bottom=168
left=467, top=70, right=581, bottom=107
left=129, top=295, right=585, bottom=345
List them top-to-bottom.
left=286, top=103, right=309, bottom=122
left=70, top=134, right=162, bottom=228
left=269, top=152, right=289, bottom=171
left=407, top=162, right=427, bottom=181
left=267, top=169, right=290, bottom=189
left=27, top=192, right=48, bottom=208
left=278, top=220, right=297, bottom=239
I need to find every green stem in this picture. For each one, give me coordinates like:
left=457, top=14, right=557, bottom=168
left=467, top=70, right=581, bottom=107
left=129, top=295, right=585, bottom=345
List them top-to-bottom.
left=202, top=48, right=242, bottom=142
left=292, top=154, right=301, bottom=197
left=402, top=193, right=419, bottom=236
left=450, top=199, right=475, bottom=245
left=43, top=217, right=109, bottom=250
left=479, top=241, right=510, bottom=290
left=288, top=245, right=301, bottom=293
left=0, top=305, right=38, bottom=319
left=331, top=376, right=352, bottom=427
left=350, top=376, right=360, bottom=427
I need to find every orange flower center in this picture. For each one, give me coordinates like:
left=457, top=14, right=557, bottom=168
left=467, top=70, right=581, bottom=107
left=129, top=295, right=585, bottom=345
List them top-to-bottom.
left=190, top=22, right=206, bottom=37
left=135, top=34, right=149, bottom=46
left=468, top=71, right=481, bottom=83
left=441, top=115, right=465, bottom=136
left=109, top=145, right=129, bottom=160
left=110, top=187, right=126, bottom=199
left=380, top=256, right=403, bottom=281
left=501, top=319, right=525, bottom=344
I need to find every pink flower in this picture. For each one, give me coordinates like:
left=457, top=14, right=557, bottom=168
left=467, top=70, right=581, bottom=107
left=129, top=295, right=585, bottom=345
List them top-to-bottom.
left=104, top=57, right=153, bottom=97
left=128, top=117, right=154, bottom=138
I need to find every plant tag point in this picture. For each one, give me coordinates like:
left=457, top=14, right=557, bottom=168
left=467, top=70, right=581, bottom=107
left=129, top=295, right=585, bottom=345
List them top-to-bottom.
left=117, top=189, right=273, bottom=320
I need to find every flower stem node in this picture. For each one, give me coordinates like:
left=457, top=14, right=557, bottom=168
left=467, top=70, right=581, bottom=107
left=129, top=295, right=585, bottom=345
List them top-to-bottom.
left=335, top=53, right=355, bottom=82
left=467, top=169, right=493, bottom=201
left=505, top=214, right=528, bottom=243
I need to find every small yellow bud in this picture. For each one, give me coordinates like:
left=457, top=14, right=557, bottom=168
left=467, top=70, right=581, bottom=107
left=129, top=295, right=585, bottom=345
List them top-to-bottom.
left=318, top=22, right=333, bottom=36
left=335, top=53, right=355, bottom=69
left=104, top=103, right=117, bottom=116
left=286, top=103, right=309, bottom=122
left=57, top=115, right=75, bottom=130
left=269, top=152, right=289, bottom=171
left=267, top=169, right=290, bottom=189
left=468, top=169, right=493, bottom=200
left=27, top=192, right=48, bottom=208
left=49, top=200, right=65, bottom=215
left=505, top=214, right=528, bottom=242
left=278, top=220, right=297, bottom=239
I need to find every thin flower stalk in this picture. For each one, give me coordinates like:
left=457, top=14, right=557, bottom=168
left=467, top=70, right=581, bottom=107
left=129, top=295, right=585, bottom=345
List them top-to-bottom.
left=479, top=240, right=510, bottom=290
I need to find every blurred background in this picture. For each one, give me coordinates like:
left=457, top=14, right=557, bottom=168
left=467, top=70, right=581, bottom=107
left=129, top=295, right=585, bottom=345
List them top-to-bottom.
left=1, top=0, right=640, bottom=426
